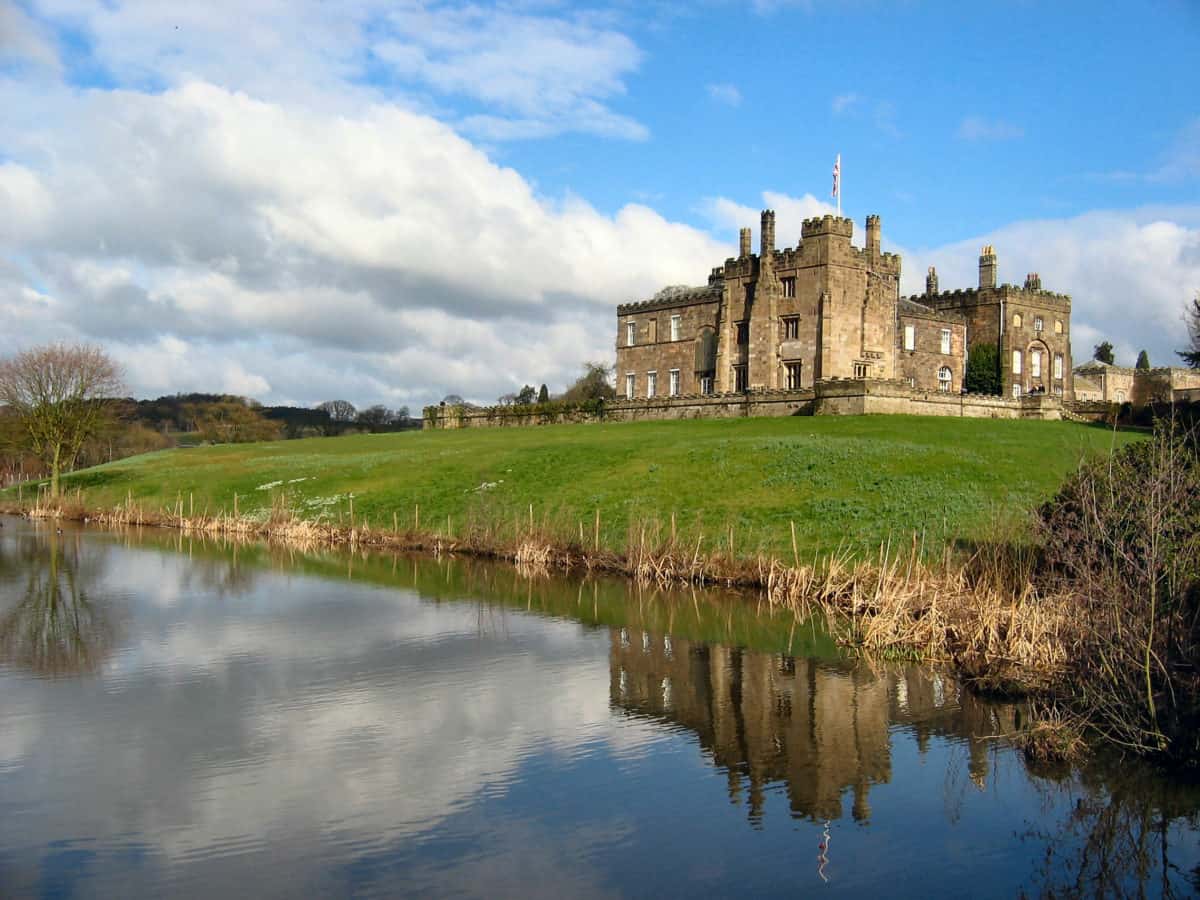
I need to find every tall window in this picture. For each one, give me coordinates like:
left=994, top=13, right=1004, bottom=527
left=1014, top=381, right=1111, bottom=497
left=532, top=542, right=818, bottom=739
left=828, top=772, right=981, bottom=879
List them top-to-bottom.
left=782, top=277, right=796, bottom=298
left=745, top=283, right=755, bottom=304
left=1013, top=313, right=1023, bottom=328
left=670, top=315, right=681, bottom=341
left=1034, top=316, right=1044, bottom=332
left=783, top=317, right=799, bottom=339
left=648, top=318, right=658, bottom=342
left=1054, top=319, right=1063, bottom=334
left=626, top=321, right=635, bottom=347
left=736, top=321, right=749, bottom=344
left=904, top=324, right=915, bottom=351
left=940, top=328, right=951, bottom=355
left=1012, top=349, right=1022, bottom=374
left=1031, top=349, right=1042, bottom=378
left=1054, top=354, right=1063, bottom=379
left=785, top=362, right=802, bottom=390
left=853, top=363, right=868, bottom=379
left=733, top=364, right=747, bottom=391
left=938, top=366, right=952, bottom=393
left=669, top=369, right=680, bottom=396
left=646, top=371, right=657, bottom=398
left=625, top=372, right=635, bottom=398
left=700, top=376, right=713, bottom=396
left=1012, top=383, right=1022, bottom=398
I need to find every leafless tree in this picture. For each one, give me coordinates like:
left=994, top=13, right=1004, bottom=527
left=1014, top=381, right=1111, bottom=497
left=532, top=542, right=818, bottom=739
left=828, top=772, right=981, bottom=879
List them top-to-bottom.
left=1179, top=291, right=1200, bottom=368
left=0, top=343, right=124, bottom=497
left=317, top=399, right=357, bottom=422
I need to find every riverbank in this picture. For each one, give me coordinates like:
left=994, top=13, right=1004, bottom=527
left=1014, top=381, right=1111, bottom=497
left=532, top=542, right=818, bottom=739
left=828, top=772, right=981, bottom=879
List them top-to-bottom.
left=0, top=416, right=1139, bottom=561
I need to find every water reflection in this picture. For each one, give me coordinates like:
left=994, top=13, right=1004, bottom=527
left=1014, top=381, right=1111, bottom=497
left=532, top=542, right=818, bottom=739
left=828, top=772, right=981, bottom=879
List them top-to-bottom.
left=0, top=518, right=1196, bottom=899
left=0, top=529, right=116, bottom=676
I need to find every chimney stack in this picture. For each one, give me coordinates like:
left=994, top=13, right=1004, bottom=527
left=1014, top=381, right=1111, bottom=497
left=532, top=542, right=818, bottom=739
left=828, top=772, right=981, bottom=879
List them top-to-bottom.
left=760, top=210, right=776, bottom=257
left=865, top=214, right=881, bottom=254
left=739, top=227, right=752, bottom=258
left=979, top=245, right=997, bottom=290
left=926, top=266, right=939, bottom=296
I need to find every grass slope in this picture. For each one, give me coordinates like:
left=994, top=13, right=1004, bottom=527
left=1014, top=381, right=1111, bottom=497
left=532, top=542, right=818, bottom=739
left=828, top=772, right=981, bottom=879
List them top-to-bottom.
left=7, top=416, right=1139, bottom=560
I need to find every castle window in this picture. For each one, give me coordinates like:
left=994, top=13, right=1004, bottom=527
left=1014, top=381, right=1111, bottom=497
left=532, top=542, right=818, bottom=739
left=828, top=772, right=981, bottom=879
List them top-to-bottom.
left=782, top=277, right=796, bottom=298
left=745, top=283, right=756, bottom=304
left=1013, top=313, right=1023, bottom=328
left=670, top=315, right=681, bottom=341
left=783, top=316, right=799, bottom=340
left=1034, top=316, right=1044, bottom=332
left=648, top=318, right=658, bottom=342
left=1054, top=319, right=1063, bottom=334
left=626, top=321, right=635, bottom=347
left=736, top=321, right=749, bottom=344
left=903, top=324, right=915, bottom=351
left=940, top=328, right=952, bottom=355
left=1012, top=350, right=1022, bottom=375
left=1031, top=350, right=1042, bottom=378
left=1054, top=354, right=1063, bottom=379
left=785, top=362, right=802, bottom=390
left=853, top=363, right=868, bottom=379
left=733, top=365, right=747, bottom=391
left=938, top=366, right=952, bottom=393
left=669, top=369, right=680, bottom=396
left=646, top=371, right=657, bottom=398
left=625, top=372, right=635, bottom=399
left=700, top=376, right=713, bottom=396
left=906, top=377, right=916, bottom=388
left=1013, top=383, right=1022, bottom=398
left=1054, top=385, right=1063, bottom=397
left=1116, top=390, right=1126, bottom=404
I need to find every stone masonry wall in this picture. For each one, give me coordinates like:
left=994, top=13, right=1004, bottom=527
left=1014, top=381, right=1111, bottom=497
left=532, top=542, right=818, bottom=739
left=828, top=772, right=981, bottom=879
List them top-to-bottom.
left=896, top=314, right=966, bottom=393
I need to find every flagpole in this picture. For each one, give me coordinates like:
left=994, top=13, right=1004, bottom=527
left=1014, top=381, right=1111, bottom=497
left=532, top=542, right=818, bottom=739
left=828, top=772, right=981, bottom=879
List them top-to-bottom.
left=836, top=153, right=841, bottom=217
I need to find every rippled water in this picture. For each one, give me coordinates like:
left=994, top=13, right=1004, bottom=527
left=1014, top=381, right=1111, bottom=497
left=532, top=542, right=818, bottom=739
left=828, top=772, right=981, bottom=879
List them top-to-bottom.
left=0, top=517, right=1197, bottom=898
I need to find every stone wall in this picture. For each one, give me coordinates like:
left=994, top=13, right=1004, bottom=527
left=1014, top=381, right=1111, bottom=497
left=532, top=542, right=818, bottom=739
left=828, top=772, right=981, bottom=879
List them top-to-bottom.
left=896, top=309, right=966, bottom=393
left=812, top=378, right=1063, bottom=420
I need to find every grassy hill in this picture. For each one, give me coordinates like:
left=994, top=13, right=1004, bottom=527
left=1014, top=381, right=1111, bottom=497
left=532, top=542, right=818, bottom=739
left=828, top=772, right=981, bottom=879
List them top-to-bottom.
left=3, top=416, right=1139, bottom=560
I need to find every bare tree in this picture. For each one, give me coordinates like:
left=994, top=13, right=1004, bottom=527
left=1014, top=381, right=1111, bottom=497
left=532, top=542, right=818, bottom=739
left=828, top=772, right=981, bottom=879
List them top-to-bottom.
left=1179, top=291, right=1200, bottom=368
left=0, top=344, right=124, bottom=497
left=317, top=399, right=357, bottom=422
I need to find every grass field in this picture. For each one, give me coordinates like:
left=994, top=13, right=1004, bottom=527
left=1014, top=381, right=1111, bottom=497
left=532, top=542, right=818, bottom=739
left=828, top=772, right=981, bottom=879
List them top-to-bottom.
left=3, top=416, right=1140, bottom=560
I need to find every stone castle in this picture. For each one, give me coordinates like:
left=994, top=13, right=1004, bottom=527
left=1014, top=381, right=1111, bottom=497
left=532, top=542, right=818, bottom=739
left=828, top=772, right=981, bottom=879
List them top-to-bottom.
left=616, top=210, right=1075, bottom=403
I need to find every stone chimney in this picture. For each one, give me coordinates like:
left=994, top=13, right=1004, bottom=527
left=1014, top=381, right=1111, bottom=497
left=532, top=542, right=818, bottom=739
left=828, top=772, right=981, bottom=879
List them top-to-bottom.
left=760, top=209, right=775, bottom=257
left=865, top=214, right=881, bottom=254
left=739, top=227, right=752, bottom=258
left=979, top=245, right=997, bottom=290
left=926, top=266, right=939, bottom=296
left=1024, top=272, right=1042, bottom=291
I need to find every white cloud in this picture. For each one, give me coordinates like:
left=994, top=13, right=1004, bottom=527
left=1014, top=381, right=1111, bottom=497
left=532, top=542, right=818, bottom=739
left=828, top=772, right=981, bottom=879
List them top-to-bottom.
left=0, top=0, right=60, bottom=73
left=0, top=82, right=725, bottom=407
left=706, top=82, right=742, bottom=107
left=957, top=115, right=1025, bottom=141
left=700, top=190, right=837, bottom=248
left=899, top=206, right=1200, bottom=368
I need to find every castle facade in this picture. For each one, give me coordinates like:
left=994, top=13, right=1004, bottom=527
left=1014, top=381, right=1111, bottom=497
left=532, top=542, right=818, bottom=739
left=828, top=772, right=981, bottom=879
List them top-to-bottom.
left=615, top=211, right=1074, bottom=402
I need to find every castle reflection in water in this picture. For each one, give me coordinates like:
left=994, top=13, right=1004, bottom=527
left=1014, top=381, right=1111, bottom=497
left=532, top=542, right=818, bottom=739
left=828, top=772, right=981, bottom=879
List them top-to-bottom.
left=610, top=628, right=1018, bottom=825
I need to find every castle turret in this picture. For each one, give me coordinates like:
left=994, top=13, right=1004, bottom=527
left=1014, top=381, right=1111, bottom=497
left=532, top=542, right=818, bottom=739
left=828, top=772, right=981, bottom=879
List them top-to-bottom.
left=760, top=209, right=775, bottom=257
left=865, top=214, right=881, bottom=254
left=739, top=227, right=752, bottom=259
left=979, top=245, right=997, bottom=290
left=926, top=266, right=939, bottom=296
left=1024, top=272, right=1041, bottom=291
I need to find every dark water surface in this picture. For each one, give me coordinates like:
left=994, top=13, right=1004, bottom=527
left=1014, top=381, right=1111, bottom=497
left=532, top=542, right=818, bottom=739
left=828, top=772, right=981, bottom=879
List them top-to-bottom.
left=1, top=517, right=1197, bottom=899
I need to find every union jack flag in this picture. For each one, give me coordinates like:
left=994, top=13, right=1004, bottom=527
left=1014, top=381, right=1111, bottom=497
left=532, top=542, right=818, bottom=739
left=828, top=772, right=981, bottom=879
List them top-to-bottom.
left=832, top=154, right=840, bottom=198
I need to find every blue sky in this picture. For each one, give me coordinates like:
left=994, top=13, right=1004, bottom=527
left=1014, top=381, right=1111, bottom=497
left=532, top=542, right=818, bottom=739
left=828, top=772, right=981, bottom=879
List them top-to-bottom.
left=0, top=0, right=1197, bottom=406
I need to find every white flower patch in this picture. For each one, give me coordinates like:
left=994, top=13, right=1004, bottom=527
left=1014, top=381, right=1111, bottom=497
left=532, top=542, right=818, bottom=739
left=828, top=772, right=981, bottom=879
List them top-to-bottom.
left=286, top=477, right=308, bottom=484
left=256, top=480, right=283, bottom=491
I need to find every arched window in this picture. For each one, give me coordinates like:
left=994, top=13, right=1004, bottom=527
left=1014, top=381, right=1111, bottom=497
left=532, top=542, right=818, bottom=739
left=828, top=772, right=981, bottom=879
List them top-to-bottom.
left=1013, top=313, right=1023, bottom=328
left=1054, top=319, right=1063, bottom=334
left=938, top=366, right=952, bottom=393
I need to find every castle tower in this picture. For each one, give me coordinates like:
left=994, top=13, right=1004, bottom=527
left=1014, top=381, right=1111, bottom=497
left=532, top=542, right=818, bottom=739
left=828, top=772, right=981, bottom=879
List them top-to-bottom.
left=758, top=209, right=779, bottom=387
left=865, top=215, right=881, bottom=255
left=739, top=227, right=752, bottom=259
left=979, top=246, right=997, bottom=290
left=926, top=266, right=939, bottom=296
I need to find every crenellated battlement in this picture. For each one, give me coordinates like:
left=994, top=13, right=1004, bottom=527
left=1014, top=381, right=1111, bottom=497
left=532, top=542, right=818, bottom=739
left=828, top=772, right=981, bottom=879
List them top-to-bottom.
left=801, top=215, right=855, bottom=240
left=618, top=283, right=723, bottom=314
left=913, top=283, right=1071, bottom=311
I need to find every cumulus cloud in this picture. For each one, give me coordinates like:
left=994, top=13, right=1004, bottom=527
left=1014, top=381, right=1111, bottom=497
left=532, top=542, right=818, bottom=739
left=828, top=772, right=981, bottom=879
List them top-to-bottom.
left=0, top=82, right=726, bottom=406
left=706, top=82, right=742, bottom=106
left=957, top=115, right=1025, bottom=141
left=700, top=190, right=837, bottom=247
left=899, top=206, right=1200, bottom=367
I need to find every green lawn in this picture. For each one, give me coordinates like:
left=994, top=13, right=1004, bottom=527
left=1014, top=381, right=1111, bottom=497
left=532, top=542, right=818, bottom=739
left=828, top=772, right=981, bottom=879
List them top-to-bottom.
left=4, top=416, right=1139, bottom=560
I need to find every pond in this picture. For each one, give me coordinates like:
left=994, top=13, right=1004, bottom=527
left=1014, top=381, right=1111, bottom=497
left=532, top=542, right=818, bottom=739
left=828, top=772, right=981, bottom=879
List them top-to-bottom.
left=0, top=516, right=1197, bottom=898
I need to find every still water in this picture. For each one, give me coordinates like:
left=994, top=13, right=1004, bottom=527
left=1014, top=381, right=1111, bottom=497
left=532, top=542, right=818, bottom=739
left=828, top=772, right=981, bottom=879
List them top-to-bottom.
left=0, top=517, right=1197, bottom=898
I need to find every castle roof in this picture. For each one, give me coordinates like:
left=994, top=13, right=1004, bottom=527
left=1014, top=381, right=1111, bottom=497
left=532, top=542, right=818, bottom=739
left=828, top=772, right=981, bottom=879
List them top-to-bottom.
left=618, top=283, right=722, bottom=315
left=898, top=296, right=965, bottom=324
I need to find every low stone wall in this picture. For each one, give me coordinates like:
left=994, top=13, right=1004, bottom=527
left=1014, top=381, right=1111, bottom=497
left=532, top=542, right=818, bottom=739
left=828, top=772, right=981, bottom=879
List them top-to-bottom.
left=812, top=379, right=1063, bottom=420
left=424, top=381, right=1071, bottom=429
left=424, top=389, right=816, bottom=429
